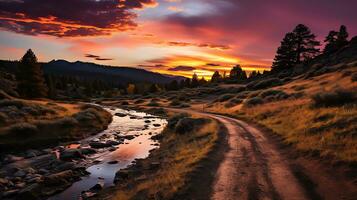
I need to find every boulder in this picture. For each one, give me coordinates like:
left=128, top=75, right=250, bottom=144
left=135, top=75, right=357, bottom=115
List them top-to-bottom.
left=115, top=113, right=127, bottom=117
left=144, top=120, right=151, bottom=123
left=153, top=124, right=161, bottom=127
left=106, top=140, right=120, bottom=146
left=89, top=142, right=111, bottom=148
left=80, top=148, right=97, bottom=155
left=60, top=149, right=85, bottom=161
left=25, top=150, right=43, bottom=158
left=4, top=155, right=24, bottom=163
left=107, top=160, right=118, bottom=164
left=44, top=170, right=73, bottom=186
left=114, top=170, right=131, bottom=183
left=89, top=182, right=104, bottom=191
left=17, top=183, right=41, bottom=200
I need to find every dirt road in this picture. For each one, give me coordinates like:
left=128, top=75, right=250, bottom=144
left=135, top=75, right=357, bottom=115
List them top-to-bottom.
left=169, top=108, right=357, bottom=200
left=209, top=115, right=308, bottom=200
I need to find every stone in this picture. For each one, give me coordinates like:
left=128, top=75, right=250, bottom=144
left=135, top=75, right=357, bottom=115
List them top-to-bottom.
left=115, top=113, right=127, bottom=117
left=144, top=120, right=151, bottom=123
left=153, top=124, right=161, bottom=127
left=106, top=140, right=120, bottom=146
left=89, top=142, right=111, bottom=148
left=108, top=147, right=117, bottom=152
left=80, top=148, right=97, bottom=155
left=60, top=149, right=85, bottom=161
left=25, top=150, right=43, bottom=158
left=4, top=155, right=24, bottom=163
left=107, top=160, right=118, bottom=164
left=24, top=167, right=36, bottom=174
left=38, top=169, right=49, bottom=175
left=14, top=170, right=26, bottom=177
left=44, top=170, right=73, bottom=186
left=15, top=182, right=26, bottom=188
left=89, top=182, right=104, bottom=191
left=17, top=183, right=41, bottom=200
left=81, top=191, right=97, bottom=199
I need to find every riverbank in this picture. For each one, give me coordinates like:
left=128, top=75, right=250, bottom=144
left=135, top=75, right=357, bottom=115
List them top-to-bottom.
left=0, top=99, right=112, bottom=152
left=0, top=106, right=166, bottom=200
left=91, top=108, right=223, bottom=200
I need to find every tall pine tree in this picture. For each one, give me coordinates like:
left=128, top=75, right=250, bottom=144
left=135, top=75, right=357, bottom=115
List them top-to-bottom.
left=272, top=24, right=320, bottom=72
left=271, top=32, right=297, bottom=72
left=16, top=49, right=48, bottom=98
left=229, top=65, right=247, bottom=81
left=211, top=71, right=221, bottom=83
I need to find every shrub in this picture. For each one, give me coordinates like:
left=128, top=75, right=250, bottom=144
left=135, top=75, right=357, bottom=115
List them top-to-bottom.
left=247, top=78, right=282, bottom=90
left=259, top=89, right=289, bottom=101
left=311, top=89, right=356, bottom=107
left=215, top=94, right=234, bottom=102
left=244, top=97, right=263, bottom=107
left=0, top=99, right=27, bottom=108
left=134, top=99, right=145, bottom=104
left=170, top=99, right=181, bottom=106
left=147, top=101, right=159, bottom=107
left=167, top=113, right=189, bottom=129
left=174, top=117, right=209, bottom=134
left=6, top=123, right=38, bottom=137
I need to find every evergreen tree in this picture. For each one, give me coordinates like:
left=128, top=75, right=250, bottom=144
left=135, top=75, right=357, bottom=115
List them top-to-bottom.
left=272, top=24, right=320, bottom=72
left=293, top=24, right=320, bottom=62
left=336, top=25, right=349, bottom=48
left=323, top=30, right=339, bottom=54
left=16, top=49, right=48, bottom=98
left=229, top=65, right=247, bottom=81
left=211, top=71, right=221, bottom=83
left=191, top=73, right=199, bottom=87
left=46, top=75, right=57, bottom=98
left=198, top=77, right=207, bottom=85
left=184, top=78, right=191, bottom=88
left=167, top=80, right=178, bottom=90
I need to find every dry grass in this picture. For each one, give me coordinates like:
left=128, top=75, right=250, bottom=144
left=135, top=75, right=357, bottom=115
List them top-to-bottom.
left=104, top=114, right=219, bottom=200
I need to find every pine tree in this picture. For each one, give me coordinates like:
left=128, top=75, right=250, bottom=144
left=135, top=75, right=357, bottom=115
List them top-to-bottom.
left=293, top=24, right=320, bottom=62
left=336, top=25, right=349, bottom=48
left=323, top=30, right=339, bottom=54
left=271, top=32, right=297, bottom=72
left=16, top=49, right=48, bottom=98
left=229, top=65, right=248, bottom=81
left=211, top=71, right=221, bottom=83
left=191, top=73, right=199, bottom=87
left=149, top=83, right=158, bottom=93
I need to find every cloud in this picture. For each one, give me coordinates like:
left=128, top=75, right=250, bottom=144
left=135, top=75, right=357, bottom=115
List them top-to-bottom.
left=0, top=0, right=158, bottom=37
left=166, top=41, right=231, bottom=50
left=85, top=54, right=113, bottom=61
left=168, top=65, right=195, bottom=71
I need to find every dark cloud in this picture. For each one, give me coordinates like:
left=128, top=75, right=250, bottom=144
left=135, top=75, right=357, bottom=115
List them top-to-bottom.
left=0, top=0, right=157, bottom=37
left=85, top=53, right=113, bottom=61
left=205, top=63, right=220, bottom=66
left=168, top=66, right=195, bottom=71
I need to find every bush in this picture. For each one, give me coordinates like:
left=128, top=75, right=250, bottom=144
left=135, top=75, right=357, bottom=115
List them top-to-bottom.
left=247, top=78, right=282, bottom=90
left=259, top=89, right=289, bottom=101
left=311, top=89, right=356, bottom=107
left=215, top=94, right=234, bottom=102
left=244, top=97, right=263, bottom=107
left=0, top=99, right=27, bottom=108
left=147, top=101, right=159, bottom=107
left=167, top=113, right=189, bottom=129
left=174, top=117, right=209, bottom=134
left=6, top=123, right=38, bottom=137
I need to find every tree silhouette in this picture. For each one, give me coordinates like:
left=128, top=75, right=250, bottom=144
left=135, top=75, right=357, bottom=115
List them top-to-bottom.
left=272, top=24, right=320, bottom=72
left=293, top=24, right=320, bottom=63
left=323, top=25, right=349, bottom=54
left=272, top=32, right=297, bottom=72
left=16, top=49, right=48, bottom=98
left=229, top=65, right=247, bottom=81
left=211, top=71, right=221, bottom=83
left=191, top=73, right=199, bottom=87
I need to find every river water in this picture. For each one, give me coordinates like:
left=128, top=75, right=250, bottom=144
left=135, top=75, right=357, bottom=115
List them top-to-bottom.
left=48, top=107, right=167, bottom=200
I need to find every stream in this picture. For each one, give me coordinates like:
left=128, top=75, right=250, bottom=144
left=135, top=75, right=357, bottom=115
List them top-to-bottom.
left=48, top=106, right=167, bottom=200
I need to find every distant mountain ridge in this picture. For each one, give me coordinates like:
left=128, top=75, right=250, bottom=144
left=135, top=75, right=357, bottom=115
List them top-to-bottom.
left=0, top=59, right=184, bottom=85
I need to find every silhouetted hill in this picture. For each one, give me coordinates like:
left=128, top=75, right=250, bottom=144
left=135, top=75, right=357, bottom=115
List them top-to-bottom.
left=0, top=59, right=184, bottom=85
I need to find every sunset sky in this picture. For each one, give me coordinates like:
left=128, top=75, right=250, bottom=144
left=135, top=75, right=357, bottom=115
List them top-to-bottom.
left=0, top=0, right=356, bottom=78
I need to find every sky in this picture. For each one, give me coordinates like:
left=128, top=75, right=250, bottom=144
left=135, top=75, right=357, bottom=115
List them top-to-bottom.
left=0, top=0, right=356, bottom=79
